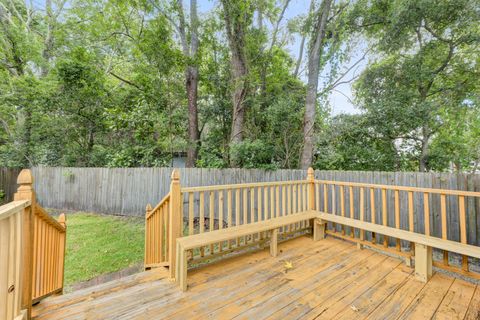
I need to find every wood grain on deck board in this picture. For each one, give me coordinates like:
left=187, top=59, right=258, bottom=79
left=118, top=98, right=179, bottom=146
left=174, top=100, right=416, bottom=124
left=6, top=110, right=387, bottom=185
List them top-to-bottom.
left=32, top=236, right=480, bottom=320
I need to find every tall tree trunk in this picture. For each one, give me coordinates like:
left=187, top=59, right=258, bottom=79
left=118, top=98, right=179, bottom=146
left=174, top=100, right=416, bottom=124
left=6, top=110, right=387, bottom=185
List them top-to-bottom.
left=41, top=0, right=54, bottom=77
left=185, top=0, right=199, bottom=167
left=220, top=0, right=251, bottom=167
left=300, top=0, right=332, bottom=169
left=419, top=125, right=430, bottom=172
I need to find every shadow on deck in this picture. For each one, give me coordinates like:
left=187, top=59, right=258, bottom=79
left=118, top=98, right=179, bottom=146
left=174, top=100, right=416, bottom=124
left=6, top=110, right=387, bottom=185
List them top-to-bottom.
left=32, top=236, right=480, bottom=320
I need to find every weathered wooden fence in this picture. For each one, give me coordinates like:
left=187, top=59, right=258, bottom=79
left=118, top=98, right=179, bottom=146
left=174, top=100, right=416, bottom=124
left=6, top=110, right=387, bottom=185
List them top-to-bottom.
left=1, top=167, right=479, bottom=244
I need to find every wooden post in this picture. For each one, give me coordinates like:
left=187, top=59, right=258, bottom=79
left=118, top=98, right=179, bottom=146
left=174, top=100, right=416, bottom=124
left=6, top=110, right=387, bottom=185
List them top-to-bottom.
left=307, top=167, right=315, bottom=211
left=13, top=169, right=35, bottom=319
left=168, top=170, right=182, bottom=279
left=144, top=204, right=152, bottom=269
left=57, top=214, right=66, bottom=294
left=313, top=219, right=325, bottom=241
left=270, top=229, right=278, bottom=257
left=414, top=243, right=432, bottom=283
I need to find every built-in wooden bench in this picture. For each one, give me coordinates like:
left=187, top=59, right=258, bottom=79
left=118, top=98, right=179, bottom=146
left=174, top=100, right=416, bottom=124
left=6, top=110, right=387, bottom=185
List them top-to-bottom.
left=175, top=211, right=320, bottom=291
left=315, top=212, right=480, bottom=282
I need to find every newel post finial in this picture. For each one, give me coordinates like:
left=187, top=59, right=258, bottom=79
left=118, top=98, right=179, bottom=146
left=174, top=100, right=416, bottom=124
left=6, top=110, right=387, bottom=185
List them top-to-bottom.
left=14, top=169, right=36, bottom=203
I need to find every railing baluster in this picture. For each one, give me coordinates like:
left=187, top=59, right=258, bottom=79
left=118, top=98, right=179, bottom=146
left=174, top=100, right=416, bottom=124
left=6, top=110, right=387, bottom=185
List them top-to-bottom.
left=323, top=184, right=328, bottom=213
left=340, top=185, right=345, bottom=235
left=275, top=186, right=280, bottom=219
left=349, top=186, right=354, bottom=238
left=360, top=187, right=365, bottom=241
left=370, top=187, right=376, bottom=243
left=235, top=188, right=240, bottom=247
left=382, top=188, right=388, bottom=247
left=227, top=190, right=232, bottom=249
left=395, top=190, right=400, bottom=251
left=209, top=191, right=214, bottom=253
left=408, top=191, right=414, bottom=254
left=188, top=192, right=194, bottom=236
left=423, top=192, right=430, bottom=236
left=441, top=194, right=448, bottom=265
left=459, top=195, right=468, bottom=271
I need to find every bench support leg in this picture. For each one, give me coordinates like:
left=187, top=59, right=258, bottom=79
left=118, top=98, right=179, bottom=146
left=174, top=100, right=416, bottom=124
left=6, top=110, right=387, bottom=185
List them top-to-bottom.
left=313, top=219, right=325, bottom=241
left=270, top=229, right=278, bottom=257
left=176, top=243, right=188, bottom=291
left=357, top=243, right=363, bottom=250
left=414, top=243, right=432, bottom=283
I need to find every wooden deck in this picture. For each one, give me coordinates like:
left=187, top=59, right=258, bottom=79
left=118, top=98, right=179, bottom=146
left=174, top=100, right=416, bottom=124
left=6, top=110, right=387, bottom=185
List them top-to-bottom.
left=32, top=236, right=480, bottom=320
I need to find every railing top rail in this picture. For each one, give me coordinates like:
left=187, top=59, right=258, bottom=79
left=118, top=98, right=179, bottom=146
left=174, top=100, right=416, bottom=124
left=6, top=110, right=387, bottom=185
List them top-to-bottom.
left=315, top=179, right=480, bottom=197
left=181, top=180, right=308, bottom=193
left=147, top=193, right=171, bottom=219
left=0, top=200, right=31, bottom=220
left=35, top=204, right=66, bottom=232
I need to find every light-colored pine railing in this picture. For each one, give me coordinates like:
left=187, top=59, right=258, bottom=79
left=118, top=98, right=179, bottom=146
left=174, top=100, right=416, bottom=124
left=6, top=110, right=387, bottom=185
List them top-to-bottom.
left=1, top=168, right=67, bottom=319
left=180, top=179, right=311, bottom=261
left=315, top=179, right=480, bottom=279
left=144, top=193, right=170, bottom=268
left=0, top=200, right=31, bottom=320
left=31, top=205, right=66, bottom=302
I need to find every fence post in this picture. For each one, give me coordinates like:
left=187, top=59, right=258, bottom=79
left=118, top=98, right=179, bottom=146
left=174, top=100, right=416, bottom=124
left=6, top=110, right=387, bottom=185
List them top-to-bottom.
left=307, top=167, right=315, bottom=211
left=13, top=169, right=35, bottom=319
left=168, top=170, right=182, bottom=279
left=57, top=214, right=67, bottom=294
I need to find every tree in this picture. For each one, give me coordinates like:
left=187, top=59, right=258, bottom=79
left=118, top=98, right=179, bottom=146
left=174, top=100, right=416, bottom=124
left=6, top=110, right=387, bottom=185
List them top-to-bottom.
left=220, top=0, right=254, bottom=166
left=299, top=0, right=332, bottom=169
left=354, top=0, right=480, bottom=171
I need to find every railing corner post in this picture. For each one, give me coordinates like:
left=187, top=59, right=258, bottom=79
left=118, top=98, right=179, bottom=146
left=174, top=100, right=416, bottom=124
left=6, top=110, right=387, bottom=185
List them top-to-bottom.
left=307, top=167, right=315, bottom=211
left=14, top=169, right=35, bottom=319
left=168, top=170, right=182, bottom=279
left=57, top=214, right=67, bottom=294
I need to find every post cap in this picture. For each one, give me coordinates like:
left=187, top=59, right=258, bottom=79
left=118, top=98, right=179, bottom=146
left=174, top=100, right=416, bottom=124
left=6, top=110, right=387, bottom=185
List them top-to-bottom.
left=17, top=169, right=33, bottom=186
left=171, top=169, right=180, bottom=181
left=146, top=203, right=152, bottom=211
left=58, top=213, right=66, bottom=227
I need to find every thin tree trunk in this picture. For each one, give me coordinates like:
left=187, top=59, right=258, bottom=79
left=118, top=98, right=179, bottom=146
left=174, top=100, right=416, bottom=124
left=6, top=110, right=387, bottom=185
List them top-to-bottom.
left=185, top=0, right=199, bottom=167
left=300, top=0, right=332, bottom=169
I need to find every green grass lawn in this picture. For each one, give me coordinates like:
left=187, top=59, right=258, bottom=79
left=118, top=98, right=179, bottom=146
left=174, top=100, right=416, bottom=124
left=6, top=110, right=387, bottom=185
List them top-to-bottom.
left=62, top=213, right=144, bottom=289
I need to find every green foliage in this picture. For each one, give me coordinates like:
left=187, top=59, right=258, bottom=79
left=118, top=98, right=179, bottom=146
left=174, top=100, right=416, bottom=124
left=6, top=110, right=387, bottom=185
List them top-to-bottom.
left=0, top=0, right=478, bottom=172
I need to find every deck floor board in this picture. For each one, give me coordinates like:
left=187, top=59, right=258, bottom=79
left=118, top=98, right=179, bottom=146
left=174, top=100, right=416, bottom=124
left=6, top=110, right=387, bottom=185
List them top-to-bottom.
left=33, top=236, right=480, bottom=320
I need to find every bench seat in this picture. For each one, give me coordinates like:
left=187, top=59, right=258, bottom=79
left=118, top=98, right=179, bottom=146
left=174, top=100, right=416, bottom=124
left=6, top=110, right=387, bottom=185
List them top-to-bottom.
left=176, top=211, right=320, bottom=291
left=316, top=212, right=480, bottom=282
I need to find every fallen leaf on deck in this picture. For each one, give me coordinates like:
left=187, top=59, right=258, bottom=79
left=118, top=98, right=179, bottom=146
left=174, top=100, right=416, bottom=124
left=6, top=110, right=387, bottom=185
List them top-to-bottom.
left=284, top=260, right=293, bottom=273
left=350, top=305, right=359, bottom=312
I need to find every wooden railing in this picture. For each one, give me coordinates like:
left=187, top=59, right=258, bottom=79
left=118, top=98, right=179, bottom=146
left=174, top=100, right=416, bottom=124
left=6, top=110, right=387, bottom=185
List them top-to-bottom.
left=145, top=168, right=480, bottom=281
left=0, top=169, right=67, bottom=320
left=145, top=169, right=315, bottom=278
left=180, top=179, right=311, bottom=256
left=314, top=179, right=480, bottom=279
left=144, top=193, right=170, bottom=268
left=0, top=200, right=31, bottom=320
left=32, top=206, right=66, bottom=302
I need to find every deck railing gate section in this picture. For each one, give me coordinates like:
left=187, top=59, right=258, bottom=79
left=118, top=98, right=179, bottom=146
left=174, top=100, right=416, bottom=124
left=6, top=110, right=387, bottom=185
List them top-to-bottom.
left=146, top=168, right=480, bottom=281
left=0, top=169, right=67, bottom=320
